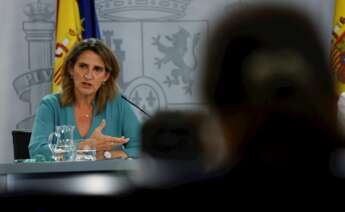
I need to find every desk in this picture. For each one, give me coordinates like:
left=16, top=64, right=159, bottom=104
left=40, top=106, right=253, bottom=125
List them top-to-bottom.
left=0, top=159, right=140, bottom=196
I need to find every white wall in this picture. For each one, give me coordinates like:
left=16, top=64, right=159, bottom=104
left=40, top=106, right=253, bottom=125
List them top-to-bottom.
left=0, top=0, right=335, bottom=163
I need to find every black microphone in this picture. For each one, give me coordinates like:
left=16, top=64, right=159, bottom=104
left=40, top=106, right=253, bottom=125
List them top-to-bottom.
left=121, top=94, right=152, bottom=118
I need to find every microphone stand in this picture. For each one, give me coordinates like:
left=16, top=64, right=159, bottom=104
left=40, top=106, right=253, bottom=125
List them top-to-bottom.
left=121, top=95, right=152, bottom=118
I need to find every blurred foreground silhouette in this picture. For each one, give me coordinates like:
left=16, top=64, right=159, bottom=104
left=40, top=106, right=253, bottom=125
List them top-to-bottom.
left=128, top=4, right=345, bottom=202
left=200, top=4, right=344, bottom=180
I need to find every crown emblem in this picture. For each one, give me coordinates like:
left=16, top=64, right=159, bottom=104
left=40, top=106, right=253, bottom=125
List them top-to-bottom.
left=24, top=0, right=54, bottom=22
left=97, top=0, right=191, bottom=21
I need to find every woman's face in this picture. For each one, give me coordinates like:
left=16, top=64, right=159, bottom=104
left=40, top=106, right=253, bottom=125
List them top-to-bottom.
left=70, top=50, right=110, bottom=98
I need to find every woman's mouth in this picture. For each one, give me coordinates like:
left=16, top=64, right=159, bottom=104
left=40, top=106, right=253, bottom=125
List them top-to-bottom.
left=81, top=82, right=92, bottom=88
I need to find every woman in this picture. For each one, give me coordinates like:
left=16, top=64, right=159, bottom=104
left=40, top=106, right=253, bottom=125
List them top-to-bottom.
left=29, top=38, right=140, bottom=160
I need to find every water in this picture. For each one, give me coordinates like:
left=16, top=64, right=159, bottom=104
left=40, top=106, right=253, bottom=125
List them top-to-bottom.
left=52, top=145, right=76, bottom=161
left=75, top=149, right=96, bottom=161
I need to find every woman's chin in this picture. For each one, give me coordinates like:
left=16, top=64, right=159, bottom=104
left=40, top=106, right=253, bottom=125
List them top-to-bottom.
left=78, top=89, right=96, bottom=97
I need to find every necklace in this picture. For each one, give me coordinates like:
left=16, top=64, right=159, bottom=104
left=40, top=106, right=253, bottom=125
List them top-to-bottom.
left=75, top=106, right=93, bottom=119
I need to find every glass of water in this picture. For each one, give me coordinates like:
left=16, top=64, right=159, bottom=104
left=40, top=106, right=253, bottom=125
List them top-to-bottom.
left=75, top=139, right=97, bottom=161
left=52, top=144, right=76, bottom=161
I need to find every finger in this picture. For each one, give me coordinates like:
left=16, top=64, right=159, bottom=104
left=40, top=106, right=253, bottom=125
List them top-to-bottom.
left=96, top=119, right=106, bottom=131
left=104, top=136, right=128, bottom=144
left=119, top=136, right=129, bottom=142
left=113, top=137, right=129, bottom=144
left=96, top=143, right=113, bottom=151
left=105, top=144, right=113, bottom=151
left=112, top=150, right=128, bottom=159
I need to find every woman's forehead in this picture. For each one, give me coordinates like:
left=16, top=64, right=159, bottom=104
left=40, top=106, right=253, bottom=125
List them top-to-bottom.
left=76, top=50, right=105, bottom=66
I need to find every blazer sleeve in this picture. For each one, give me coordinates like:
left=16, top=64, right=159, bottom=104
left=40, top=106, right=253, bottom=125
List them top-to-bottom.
left=29, top=96, right=56, bottom=161
left=121, top=100, right=141, bottom=158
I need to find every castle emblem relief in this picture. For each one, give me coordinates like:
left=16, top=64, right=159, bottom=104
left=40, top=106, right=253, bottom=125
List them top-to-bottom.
left=13, top=0, right=54, bottom=129
left=96, top=0, right=191, bottom=21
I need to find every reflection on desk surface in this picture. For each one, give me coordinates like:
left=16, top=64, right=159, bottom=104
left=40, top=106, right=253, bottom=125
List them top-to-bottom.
left=0, top=158, right=209, bottom=199
left=0, top=159, right=140, bottom=174
left=0, top=159, right=141, bottom=196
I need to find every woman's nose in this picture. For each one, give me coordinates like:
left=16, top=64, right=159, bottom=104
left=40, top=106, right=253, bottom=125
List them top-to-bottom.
left=83, top=69, right=93, bottom=80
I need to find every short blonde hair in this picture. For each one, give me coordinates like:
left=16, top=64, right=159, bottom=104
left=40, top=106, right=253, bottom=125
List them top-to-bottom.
left=60, top=38, right=120, bottom=114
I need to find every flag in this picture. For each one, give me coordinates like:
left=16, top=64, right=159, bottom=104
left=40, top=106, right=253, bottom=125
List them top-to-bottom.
left=53, top=0, right=100, bottom=93
left=53, top=0, right=82, bottom=93
left=78, top=0, right=100, bottom=39
left=331, top=0, right=345, bottom=94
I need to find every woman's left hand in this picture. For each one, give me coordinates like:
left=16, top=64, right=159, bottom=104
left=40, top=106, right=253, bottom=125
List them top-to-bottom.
left=90, top=119, right=129, bottom=152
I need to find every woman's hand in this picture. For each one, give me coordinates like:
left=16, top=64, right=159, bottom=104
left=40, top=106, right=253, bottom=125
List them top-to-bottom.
left=89, top=119, right=129, bottom=159
left=96, top=150, right=129, bottom=160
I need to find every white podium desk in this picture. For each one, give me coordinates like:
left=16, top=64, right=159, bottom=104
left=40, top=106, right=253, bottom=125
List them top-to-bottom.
left=0, top=159, right=140, bottom=196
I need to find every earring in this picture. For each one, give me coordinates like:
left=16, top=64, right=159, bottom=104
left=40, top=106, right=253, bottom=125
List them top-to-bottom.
left=102, top=80, right=106, bottom=85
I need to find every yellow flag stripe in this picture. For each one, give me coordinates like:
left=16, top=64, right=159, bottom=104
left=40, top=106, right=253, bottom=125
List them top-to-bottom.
left=52, top=0, right=82, bottom=93
left=332, top=0, right=345, bottom=94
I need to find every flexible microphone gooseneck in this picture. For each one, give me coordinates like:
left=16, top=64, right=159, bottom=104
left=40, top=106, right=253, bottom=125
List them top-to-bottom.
left=121, top=94, right=152, bottom=118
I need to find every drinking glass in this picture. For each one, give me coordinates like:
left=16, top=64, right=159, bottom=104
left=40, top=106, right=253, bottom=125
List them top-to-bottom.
left=75, top=139, right=97, bottom=161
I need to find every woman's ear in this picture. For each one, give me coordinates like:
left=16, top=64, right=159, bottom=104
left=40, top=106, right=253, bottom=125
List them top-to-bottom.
left=68, top=65, right=74, bottom=77
left=104, top=72, right=110, bottom=81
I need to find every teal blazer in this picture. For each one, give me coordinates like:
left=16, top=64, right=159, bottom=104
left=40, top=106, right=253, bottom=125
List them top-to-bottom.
left=29, top=93, right=141, bottom=160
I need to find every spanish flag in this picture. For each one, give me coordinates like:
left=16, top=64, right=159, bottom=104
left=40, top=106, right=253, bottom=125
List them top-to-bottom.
left=53, top=0, right=100, bottom=93
left=331, top=0, right=345, bottom=95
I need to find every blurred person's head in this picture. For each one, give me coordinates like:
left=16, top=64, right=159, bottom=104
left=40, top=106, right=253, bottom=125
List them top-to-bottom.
left=201, top=4, right=342, bottom=177
left=60, top=38, right=120, bottom=114
left=138, top=111, right=227, bottom=186
left=141, top=111, right=206, bottom=161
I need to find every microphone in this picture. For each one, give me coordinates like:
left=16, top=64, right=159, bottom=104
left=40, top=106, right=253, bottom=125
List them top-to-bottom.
left=121, top=94, right=152, bottom=118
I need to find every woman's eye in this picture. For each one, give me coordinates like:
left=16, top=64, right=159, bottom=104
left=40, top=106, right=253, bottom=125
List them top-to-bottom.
left=78, top=63, right=87, bottom=69
left=94, top=67, right=104, bottom=72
